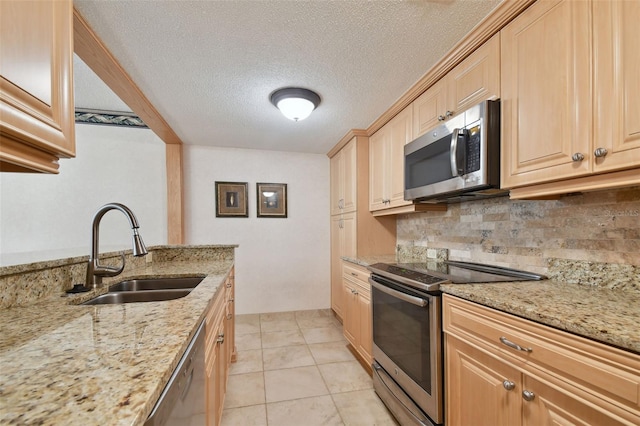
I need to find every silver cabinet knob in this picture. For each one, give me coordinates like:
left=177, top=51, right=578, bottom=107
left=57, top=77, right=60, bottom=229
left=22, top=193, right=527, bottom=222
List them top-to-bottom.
left=445, top=110, right=454, bottom=118
left=438, top=115, right=446, bottom=121
left=594, top=147, right=608, bottom=158
left=572, top=153, right=584, bottom=162
left=217, top=333, right=225, bottom=344
left=503, top=380, right=515, bottom=391
left=522, top=390, right=535, bottom=401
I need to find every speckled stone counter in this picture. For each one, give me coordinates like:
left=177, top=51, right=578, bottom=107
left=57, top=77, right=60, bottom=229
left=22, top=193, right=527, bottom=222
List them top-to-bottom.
left=0, top=246, right=236, bottom=426
left=343, top=256, right=640, bottom=355
left=440, top=281, right=640, bottom=354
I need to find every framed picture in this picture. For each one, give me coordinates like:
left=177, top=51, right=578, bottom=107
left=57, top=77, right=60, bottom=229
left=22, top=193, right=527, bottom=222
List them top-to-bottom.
left=215, top=181, right=248, bottom=217
left=256, top=183, right=287, bottom=218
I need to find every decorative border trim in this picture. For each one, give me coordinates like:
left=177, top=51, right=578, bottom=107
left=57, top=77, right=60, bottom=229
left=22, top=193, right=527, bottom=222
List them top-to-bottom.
left=74, top=108, right=148, bottom=128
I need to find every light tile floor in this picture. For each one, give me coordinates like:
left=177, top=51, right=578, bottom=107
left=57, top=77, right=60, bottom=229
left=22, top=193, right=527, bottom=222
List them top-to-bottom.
left=221, top=309, right=399, bottom=426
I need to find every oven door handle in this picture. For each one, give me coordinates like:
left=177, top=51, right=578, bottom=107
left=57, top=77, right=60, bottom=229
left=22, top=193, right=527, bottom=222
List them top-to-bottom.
left=370, top=279, right=428, bottom=307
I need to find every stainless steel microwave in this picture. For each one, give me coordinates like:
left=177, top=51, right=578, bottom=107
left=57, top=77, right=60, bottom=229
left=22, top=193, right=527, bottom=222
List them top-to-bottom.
left=404, top=100, right=506, bottom=203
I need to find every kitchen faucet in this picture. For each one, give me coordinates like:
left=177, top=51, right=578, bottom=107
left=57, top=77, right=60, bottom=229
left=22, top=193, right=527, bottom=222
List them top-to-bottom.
left=86, top=203, right=148, bottom=288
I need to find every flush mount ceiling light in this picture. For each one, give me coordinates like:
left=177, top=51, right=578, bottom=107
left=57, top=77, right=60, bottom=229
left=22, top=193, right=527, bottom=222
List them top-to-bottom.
left=270, top=87, right=321, bottom=121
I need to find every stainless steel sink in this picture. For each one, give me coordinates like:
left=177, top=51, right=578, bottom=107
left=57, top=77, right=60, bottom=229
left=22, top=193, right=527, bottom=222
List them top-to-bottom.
left=81, top=276, right=204, bottom=305
left=108, top=277, right=204, bottom=292
left=82, top=289, right=193, bottom=305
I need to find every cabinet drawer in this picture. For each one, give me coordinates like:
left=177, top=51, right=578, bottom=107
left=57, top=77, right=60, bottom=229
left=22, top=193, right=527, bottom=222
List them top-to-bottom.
left=342, top=263, right=369, bottom=285
left=443, top=295, right=640, bottom=415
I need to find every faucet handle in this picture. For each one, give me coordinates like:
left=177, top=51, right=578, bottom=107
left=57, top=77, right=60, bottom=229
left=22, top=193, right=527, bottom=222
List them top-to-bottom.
left=94, top=254, right=126, bottom=277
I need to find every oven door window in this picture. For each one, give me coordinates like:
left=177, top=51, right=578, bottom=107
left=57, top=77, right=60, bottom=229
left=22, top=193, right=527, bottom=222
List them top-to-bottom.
left=372, top=284, right=432, bottom=394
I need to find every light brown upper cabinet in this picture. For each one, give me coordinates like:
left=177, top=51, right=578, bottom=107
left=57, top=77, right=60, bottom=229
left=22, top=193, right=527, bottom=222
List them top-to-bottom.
left=0, top=0, right=75, bottom=174
left=501, top=0, right=640, bottom=197
left=593, top=0, right=640, bottom=174
left=414, top=33, right=501, bottom=138
left=369, top=105, right=413, bottom=212
left=330, top=138, right=357, bottom=216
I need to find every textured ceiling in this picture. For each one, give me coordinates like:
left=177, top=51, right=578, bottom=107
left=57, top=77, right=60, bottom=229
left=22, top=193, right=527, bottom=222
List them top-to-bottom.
left=73, top=0, right=501, bottom=154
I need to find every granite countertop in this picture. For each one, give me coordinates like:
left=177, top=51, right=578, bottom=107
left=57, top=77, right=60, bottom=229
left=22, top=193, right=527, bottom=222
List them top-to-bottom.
left=343, top=256, right=640, bottom=355
left=0, top=258, right=234, bottom=425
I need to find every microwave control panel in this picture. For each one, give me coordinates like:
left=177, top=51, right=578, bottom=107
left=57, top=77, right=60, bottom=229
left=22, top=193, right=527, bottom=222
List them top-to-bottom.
left=465, top=125, right=481, bottom=173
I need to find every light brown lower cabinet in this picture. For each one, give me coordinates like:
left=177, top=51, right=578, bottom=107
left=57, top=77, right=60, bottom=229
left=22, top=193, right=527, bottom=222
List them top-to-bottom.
left=342, top=262, right=372, bottom=366
left=205, top=268, right=236, bottom=426
left=443, top=294, right=640, bottom=426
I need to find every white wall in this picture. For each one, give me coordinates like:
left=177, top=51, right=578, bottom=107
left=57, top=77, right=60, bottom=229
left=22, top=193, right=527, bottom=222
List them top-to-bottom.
left=0, top=124, right=167, bottom=266
left=184, top=145, right=330, bottom=315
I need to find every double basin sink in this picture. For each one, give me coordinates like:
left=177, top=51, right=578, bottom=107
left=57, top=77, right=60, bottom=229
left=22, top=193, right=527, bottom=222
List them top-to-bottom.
left=82, top=277, right=204, bottom=305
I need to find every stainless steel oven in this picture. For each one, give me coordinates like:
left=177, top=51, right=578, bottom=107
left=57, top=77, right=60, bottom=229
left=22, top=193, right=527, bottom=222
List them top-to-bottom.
left=368, top=261, right=546, bottom=426
left=369, top=270, right=445, bottom=426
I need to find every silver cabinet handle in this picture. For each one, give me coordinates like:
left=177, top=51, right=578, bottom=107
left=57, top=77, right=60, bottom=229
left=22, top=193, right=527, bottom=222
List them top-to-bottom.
left=445, top=110, right=454, bottom=118
left=438, top=115, right=446, bottom=121
left=594, top=147, right=608, bottom=158
left=572, top=152, right=584, bottom=162
left=350, top=272, right=358, bottom=277
left=229, top=298, right=234, bottom=302
left=227, top=313, right=232, bottom=320
left=217, top=333, right=225, bottom=344
left=499, top=336, right=532, bottom=353
left=503, top=380, right=515, bottom=391
left=522, top=390, right=535, bottom=401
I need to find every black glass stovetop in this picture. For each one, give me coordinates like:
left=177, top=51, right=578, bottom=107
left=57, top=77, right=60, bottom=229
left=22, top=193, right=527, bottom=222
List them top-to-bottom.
left=368, top=260, right=546, bottom=292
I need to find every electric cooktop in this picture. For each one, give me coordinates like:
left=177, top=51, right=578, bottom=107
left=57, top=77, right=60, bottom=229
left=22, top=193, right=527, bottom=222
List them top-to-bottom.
left=368, top=260, right=546, bottom=292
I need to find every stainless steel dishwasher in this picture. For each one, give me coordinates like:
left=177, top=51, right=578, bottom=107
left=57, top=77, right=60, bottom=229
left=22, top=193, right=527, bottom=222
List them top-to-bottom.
left=145, top=320, right=206, bottom=426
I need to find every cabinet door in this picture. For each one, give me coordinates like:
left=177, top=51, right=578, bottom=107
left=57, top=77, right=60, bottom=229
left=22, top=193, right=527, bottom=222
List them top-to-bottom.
left=0, top=0, right=75, bottom=173
left=501, top=0, right=592, bottom=189
left=593, top=0, right=640, bottom=174
left=447, top=33, right=500, bottom=115
left=413, top=79, right=448, bottom=138
left=388, top=105, right=413, bottom=208
left=369, top=127, right=389, bottom=210
left=341, top=138, right=357, bottom=213
left=330, top=139, right=358, bottom=216
left=330, top=153, right=342, bottom=216
left=342, top=212, right=357, bottom=258
left=330, top=216, right=344, bottom=318
left=342, top=277, right=358, bottom=346
left=357, top=289, right=373, bottom=366
left=446, top=336, right=522, bottom=426
left=522, top=375, right=632, bottom=426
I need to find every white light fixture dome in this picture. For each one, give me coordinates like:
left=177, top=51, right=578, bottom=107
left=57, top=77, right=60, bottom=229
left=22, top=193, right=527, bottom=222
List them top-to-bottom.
left=270, top=87, right=321, bottom=121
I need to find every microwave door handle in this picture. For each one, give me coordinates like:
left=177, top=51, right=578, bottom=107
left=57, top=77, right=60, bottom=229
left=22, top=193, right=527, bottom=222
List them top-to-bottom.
left=450, top=129, right=468, bottom=177
left=450, top=129, right=460, bottom=177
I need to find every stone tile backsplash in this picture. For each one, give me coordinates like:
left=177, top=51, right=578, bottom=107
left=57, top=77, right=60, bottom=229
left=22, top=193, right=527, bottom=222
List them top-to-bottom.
left=397, top=186, right=640, bottom=276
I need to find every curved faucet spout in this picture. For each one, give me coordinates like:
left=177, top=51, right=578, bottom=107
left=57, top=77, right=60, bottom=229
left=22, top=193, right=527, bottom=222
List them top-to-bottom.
left=86, top=203, right=148, bottom=288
